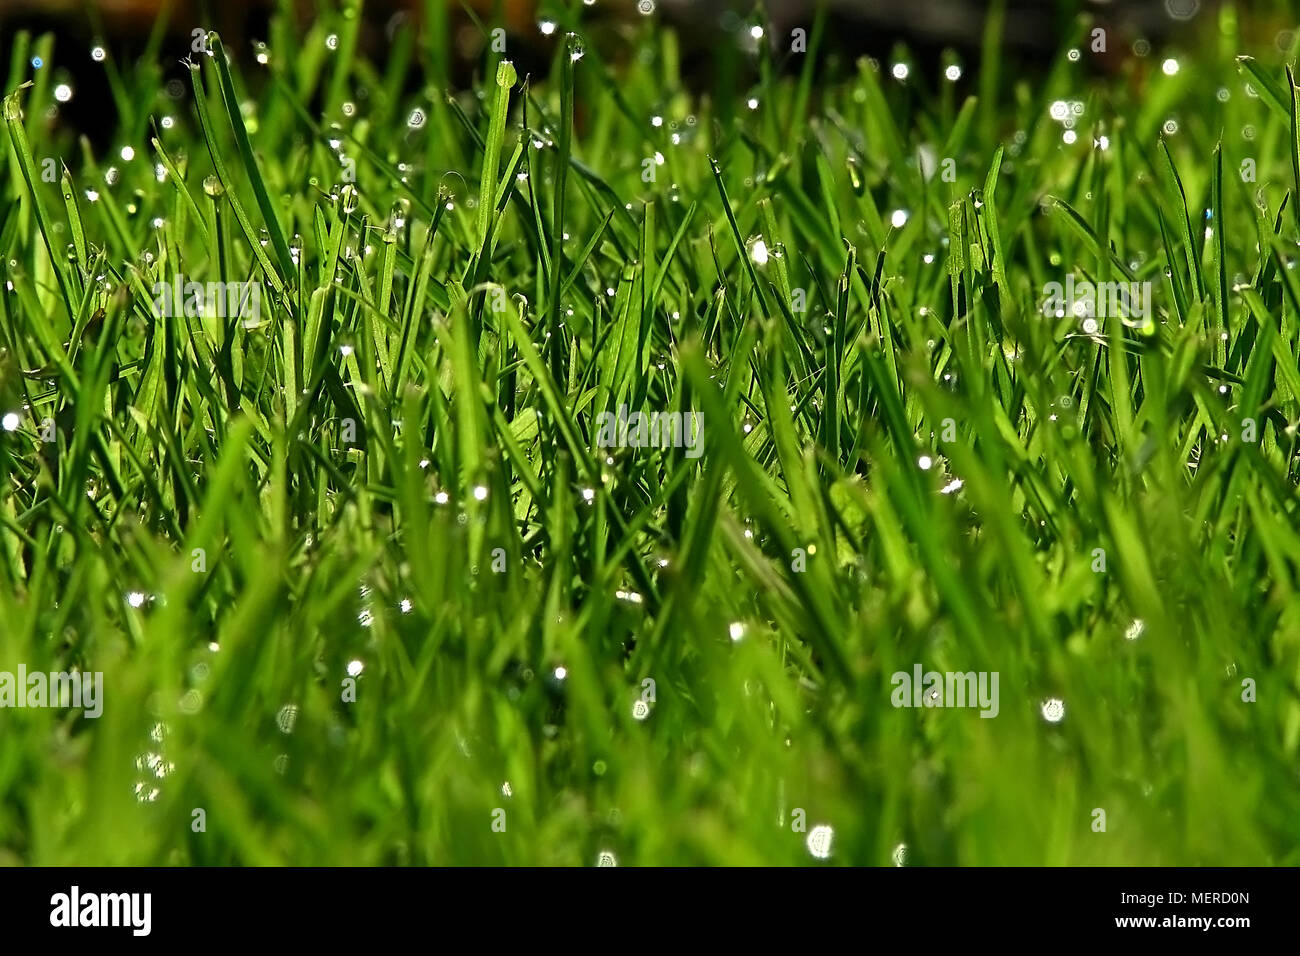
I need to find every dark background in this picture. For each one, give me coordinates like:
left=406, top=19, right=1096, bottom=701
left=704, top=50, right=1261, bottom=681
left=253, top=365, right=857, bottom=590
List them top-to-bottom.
left=0, top=1, right=1279, bottom=153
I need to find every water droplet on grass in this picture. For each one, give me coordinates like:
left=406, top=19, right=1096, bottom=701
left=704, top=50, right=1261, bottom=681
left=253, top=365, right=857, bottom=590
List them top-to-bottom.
left=276, top=704, right=299, bottom=733
left=806, top=824, right=834, bottom=859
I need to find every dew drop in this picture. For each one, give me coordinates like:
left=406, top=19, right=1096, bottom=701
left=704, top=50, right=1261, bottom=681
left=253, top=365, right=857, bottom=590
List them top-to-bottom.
left=276, top=704, right=299, bottom=734
left=806, top=824, right=834, bottom=859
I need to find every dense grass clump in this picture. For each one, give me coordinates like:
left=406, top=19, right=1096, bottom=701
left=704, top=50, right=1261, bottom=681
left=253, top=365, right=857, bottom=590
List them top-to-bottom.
left=2, top=2, right=1300, bottom=865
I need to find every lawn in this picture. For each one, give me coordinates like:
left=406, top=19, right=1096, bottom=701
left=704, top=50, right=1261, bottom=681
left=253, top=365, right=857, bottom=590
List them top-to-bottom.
left=2, top=0, right=1299, bottom=865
